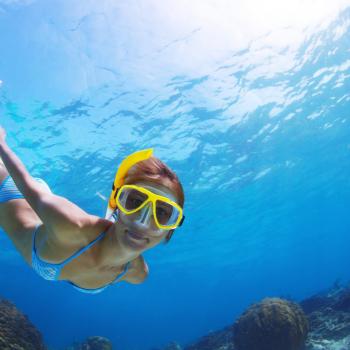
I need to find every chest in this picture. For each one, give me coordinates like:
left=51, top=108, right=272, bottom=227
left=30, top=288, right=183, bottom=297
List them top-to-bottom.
left=34, top=226, right=140, bottom=288
left=59, top=259, right=129, bottom=288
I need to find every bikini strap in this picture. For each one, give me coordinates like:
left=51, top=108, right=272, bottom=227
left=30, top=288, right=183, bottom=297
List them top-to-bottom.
left=32, top=224, right=42, bottom=254
left=59, top=230, right=108, bottom=267
left=111, top=261, right=131, bottom=284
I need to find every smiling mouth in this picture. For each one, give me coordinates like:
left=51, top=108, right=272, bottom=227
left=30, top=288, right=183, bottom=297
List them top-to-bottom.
left=126, top=230, right=149, bottom=243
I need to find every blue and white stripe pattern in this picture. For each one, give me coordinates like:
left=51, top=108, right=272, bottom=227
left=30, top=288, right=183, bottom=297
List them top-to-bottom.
left=0, top=176, right=24, bottom=203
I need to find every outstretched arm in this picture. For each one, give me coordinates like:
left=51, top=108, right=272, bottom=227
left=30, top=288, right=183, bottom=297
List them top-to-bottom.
left=0, top=126, right=97, bottom=243
left=0, top=127, right=41, bottom=199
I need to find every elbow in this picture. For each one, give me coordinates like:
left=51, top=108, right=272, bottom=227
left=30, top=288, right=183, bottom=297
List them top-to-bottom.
left=128, top=268, right=149, bottom=284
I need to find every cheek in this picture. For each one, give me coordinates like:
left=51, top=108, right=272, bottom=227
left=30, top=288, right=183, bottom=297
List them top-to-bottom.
left=148, top=231, right=168, bottom=245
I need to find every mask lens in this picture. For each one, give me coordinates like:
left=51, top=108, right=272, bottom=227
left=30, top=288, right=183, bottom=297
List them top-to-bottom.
left=119, top=188, right=148, bottom=211
left=156, top=200, right=180, bottom=226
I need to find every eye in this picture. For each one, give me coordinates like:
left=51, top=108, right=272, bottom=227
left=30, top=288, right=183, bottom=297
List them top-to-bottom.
left=125, top=192, right=147, bottom=210
left=131, top=198, right=143, bottom=207
left=156, top=202, right=173, bottom=224
left=156, top=207, right=168, bottom=217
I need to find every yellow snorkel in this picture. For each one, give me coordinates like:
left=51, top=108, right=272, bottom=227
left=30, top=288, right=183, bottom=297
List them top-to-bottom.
left=105, top=148, right=154, bottom=219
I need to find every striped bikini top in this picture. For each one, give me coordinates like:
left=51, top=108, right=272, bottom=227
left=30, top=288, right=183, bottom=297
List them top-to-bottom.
left=31, top=224, right=130, bottom=294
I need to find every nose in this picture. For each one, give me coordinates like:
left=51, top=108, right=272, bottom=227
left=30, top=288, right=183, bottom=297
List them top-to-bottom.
left=134, top=202, right=153, bottom=227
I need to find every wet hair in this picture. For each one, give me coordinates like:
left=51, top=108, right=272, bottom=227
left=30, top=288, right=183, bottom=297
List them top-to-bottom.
left=124, top=156, right=185, bottom=243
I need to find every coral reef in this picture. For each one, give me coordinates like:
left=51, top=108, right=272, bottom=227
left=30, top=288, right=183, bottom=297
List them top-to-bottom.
left=4, top=283, right=350, bottom=350
left=178, top=283, right=350, bottom=350
left=302, top=284, right=350, bottom=350
left=0, top=297, right=47, bottom=350
left=233, top=298, right=309, bottom=350
left=184, top=327, right=234, bottom=350
left=65, top=336, right=113, bottom=350
left=81, top=336, right=112, bottom=350
left=151, top=341, right=183, bottom=350
left=163, top=341, right=182, bottom=350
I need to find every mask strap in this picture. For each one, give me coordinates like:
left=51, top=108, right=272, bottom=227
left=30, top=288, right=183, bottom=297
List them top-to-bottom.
left=111, top=208, right=119, bottom=223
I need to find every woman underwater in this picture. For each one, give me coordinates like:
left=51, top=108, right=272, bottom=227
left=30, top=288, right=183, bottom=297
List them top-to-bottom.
left=0, top=126, right=185, bottom=294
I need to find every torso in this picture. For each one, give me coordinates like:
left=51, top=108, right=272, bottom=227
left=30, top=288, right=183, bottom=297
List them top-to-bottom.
left=0, top=197, right=145, bottom=289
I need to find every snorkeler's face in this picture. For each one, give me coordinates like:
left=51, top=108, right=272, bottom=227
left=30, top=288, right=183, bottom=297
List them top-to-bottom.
left=117, top=181, right=178, bottom=251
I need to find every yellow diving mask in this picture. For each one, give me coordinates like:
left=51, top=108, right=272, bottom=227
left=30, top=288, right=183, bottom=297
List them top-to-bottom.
left=106, top=149, right=184, bottom=230
left=116, top=184, right=184, bottom=230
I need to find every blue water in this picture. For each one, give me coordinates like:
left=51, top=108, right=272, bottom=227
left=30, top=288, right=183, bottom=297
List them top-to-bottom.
left=1, top=1, right=350, bottom=349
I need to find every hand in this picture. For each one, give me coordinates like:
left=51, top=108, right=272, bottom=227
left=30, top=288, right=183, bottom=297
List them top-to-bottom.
left=0, top=126, right=6, bottom=145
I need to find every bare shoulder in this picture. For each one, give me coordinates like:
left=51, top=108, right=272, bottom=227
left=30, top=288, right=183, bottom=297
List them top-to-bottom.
left=45, top=209, right=112, bottom=248
left=67, top=214, right=112, bottom=243
left=125, top=255, right=149, bottom=284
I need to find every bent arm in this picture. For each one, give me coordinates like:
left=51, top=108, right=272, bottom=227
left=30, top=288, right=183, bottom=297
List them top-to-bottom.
left=0, top=139, right=93, bottom=243
left=126, top=255, right=149, bottom=284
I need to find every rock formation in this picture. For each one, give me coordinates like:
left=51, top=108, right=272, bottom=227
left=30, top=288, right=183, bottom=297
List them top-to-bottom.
left=0, top=297, right=47, bottom=350
left=233, top=298, right=309, bottom=350
left=65, top=336, right=113, bottom=350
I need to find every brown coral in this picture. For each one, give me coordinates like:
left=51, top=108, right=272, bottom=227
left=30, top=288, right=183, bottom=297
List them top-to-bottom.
left=0, top=297, right=47, bottom=350
left=233, top=298, right=309, bottom=350
left=80, top=336, right=113, bottom=350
